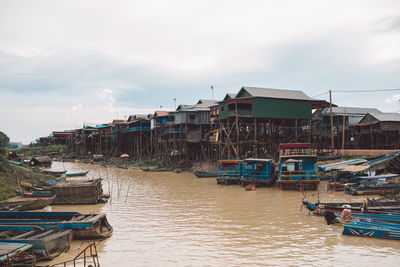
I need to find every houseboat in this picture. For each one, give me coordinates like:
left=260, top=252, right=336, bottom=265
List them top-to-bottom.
left=278, top=143, right=319, bottom=190
left=241, top=158, right=276, bottom=187
left=217, top=160, right=244, bottom=185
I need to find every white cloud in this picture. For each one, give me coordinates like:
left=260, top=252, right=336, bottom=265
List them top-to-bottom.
left=98, top=89, right=116, bottom=112
left=385, top=94, right=400, bottom=103
left=71, top=102, right=82, bottom=111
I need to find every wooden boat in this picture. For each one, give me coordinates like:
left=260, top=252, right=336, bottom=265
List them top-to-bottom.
left=278, top=144, right=319, bottom=190
left=241, top=158, right=276, bottom=187
left=217, top=160, right=244, bottom=185
left=41, top=170, right=67, bottom=176
left=65, top=171, right=89, bottom=177
left=194, top=171, right=217, bottom=178
left=344, top=174, right=400, bottom=195
left=51, top=179, right=104, bottom=204
left=16, top=190, right=52, bottom=198
left=0, top=195, right=56, bottom=211
left=302, top=198, right=400, bottom=213
left=324, top=210, right=400, bottom=225
left=0, top=211, right=113, bottom=240
left=343, top=221, right=400, bottom=239
left=0, top=227, right=72, bottom=260
left=0, top=242, right=35, bottom=265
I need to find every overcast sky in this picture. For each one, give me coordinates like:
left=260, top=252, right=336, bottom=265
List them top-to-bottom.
left=1, top=0, right=400, bottom=144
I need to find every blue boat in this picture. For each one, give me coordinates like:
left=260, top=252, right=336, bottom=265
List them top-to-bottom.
left=278, top=144, right=319, bottom=190
left=241, top=158, right=276, bottom=187
left=217, top=160, right=244, bottom=185
left=65, top=171, right=89, bottom=177
left=345, top=174, right=400, bottom=195
left=43, top=177, right=65, bottom=186
left=16, top=190, right=52, bottom=198
left=0, top=211, right=113, bottom=240
left=343, top=221, right=400, bottom=239
left=0, top=227, right=72, bottom=260
left=0, top=242, right=34, bottom=264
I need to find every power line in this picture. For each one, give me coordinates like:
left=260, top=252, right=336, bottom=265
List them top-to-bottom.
left=332, top=88, right=400, bottom=93
left=312, top=91, right=329, bottom=98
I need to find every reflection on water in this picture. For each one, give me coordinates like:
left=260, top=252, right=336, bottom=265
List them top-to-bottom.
left=44, top=162, right=400, bottom=266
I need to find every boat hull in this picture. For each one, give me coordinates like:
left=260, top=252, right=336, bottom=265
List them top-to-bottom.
left=194, top=172, right=217, bottom=178
left=279, top=180, right=319, bottom=190
left=0, top=195, right=56, bottom=211
left=0, top=212, right=113, bottom=240
left=343, top=221, right=400, bottom=239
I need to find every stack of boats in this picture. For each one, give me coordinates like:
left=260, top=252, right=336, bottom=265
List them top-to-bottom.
left=320, top=152, right=400, bottom=195
left=0, top=169, right=113, bottom=264
left=16, top=169, right=108, bottom=204
left=302, top=197, right=400, bottom=240
left=0, top=211, right=113, bottom=264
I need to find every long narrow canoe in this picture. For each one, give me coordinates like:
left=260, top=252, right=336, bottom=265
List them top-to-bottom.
left=8, top=160, right=22, bottom=166
left=41, top=170, right=67, bottom=176
left=65, top=171, right=89, bottom=177
left=194, top=171, right=217, bottom=178
left=16, top=190, right=52, bottom=198
left=0, top=195, right=56, bottom=211
left=302, top=198, right=400, bottom=213
left=324, top=210, right=400, bottom=225
left=0, top=211, right=113, bottom=239
left=343, top=221, right=400, bottom=239
left=0, top=227, right=72, bottom=260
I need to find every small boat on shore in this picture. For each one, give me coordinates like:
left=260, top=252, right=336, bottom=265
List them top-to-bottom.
left=8, top=160, right=22, bottom=166
left=41, top=170, right=67, bottom=176
left=65, top=171, right=89, bottom=177
left=194, top=171, right=217, bottom=178
left=16, top=190, right=52, bottom=198
left=0, top=195, right=56, bottom=211
left=0, top=211, right=113, bottom=240
left=343, top=221, right=400, bottom=240
left=0, top=227, right=72, bottom=260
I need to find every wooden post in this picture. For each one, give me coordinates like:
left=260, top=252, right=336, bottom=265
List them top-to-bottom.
left=329, top=90, right=335, bottom=154
left=235, top=102, right=239, bottom=158
left=341, top=107, right=346, bottom=153
left=254, top=117, right=257, bottom=157
left=295, top=118, right=298, bottom=143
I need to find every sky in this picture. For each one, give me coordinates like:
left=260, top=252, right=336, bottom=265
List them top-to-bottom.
left=1, top=0, right=400, bottom=144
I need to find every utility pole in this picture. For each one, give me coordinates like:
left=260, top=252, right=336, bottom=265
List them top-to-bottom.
left=211, top=85, right=214, bottom=101
left=329, top=90, right=334, bottom=154
left=174, top=98, right=176, bottom=110
left=342, top=107, right=346, bottom=153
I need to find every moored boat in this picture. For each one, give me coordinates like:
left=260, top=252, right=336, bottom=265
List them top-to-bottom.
left=278, top=144, right=319, bottom=190
left=241, top=158, right=276, bottom=187
left=217, top=160, right=244, bottom=185
left=41, top=170, right=67, bottom=176
left=65, top=171, right=89, bottom=177
left=194, top=171, right=217, bottom=178
left=16, top=190, right=52, bottom=198
left=0, top=195, right=56, bottom=211
left=302, top=198, right=400, bottom=213
left=0, top=211, right=113, bottom=240
left=343, top=221, right=400, bottom=239
left=0, top=227, right=72, bottom=260
left=0, top=242, right=35, bottom=265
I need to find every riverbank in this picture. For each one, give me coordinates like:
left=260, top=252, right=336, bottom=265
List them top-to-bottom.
left=0, top=154, right=50, bottom=200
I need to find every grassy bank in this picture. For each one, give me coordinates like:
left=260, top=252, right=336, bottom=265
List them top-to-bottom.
left=0, top=153, right=50, bottom=201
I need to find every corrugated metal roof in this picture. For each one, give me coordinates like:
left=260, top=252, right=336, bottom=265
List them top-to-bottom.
left=240, top=87, right=314, bottom=101
left=322, top=107, right=382, bottom=115
left=154, top=110, right=171, bottom=117
left=369, top=112, right=400, bottom=122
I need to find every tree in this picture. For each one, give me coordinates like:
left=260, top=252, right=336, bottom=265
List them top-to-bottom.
left=0, top=131, right=10, bottom=148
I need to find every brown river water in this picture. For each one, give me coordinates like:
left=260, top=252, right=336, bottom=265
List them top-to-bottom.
left=39, top=162, right=400, bottom=266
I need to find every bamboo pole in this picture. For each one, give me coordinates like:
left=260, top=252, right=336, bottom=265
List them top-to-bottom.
left=329, top=90, right=335, bottom=154
left=341, top=107, right=346, bottom=153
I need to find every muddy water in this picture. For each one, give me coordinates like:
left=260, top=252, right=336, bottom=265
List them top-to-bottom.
left=44, top=162, right=400, bottom=266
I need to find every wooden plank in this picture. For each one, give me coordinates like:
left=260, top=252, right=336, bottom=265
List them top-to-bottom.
left=29, top=229, right=54, bottom=239
left=11, top=230, right=36, bottom=240
left=0, top=243, right=28, bottom=256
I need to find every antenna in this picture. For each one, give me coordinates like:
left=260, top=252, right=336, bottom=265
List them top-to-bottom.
left=211, top=85, right=214, bottom=101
